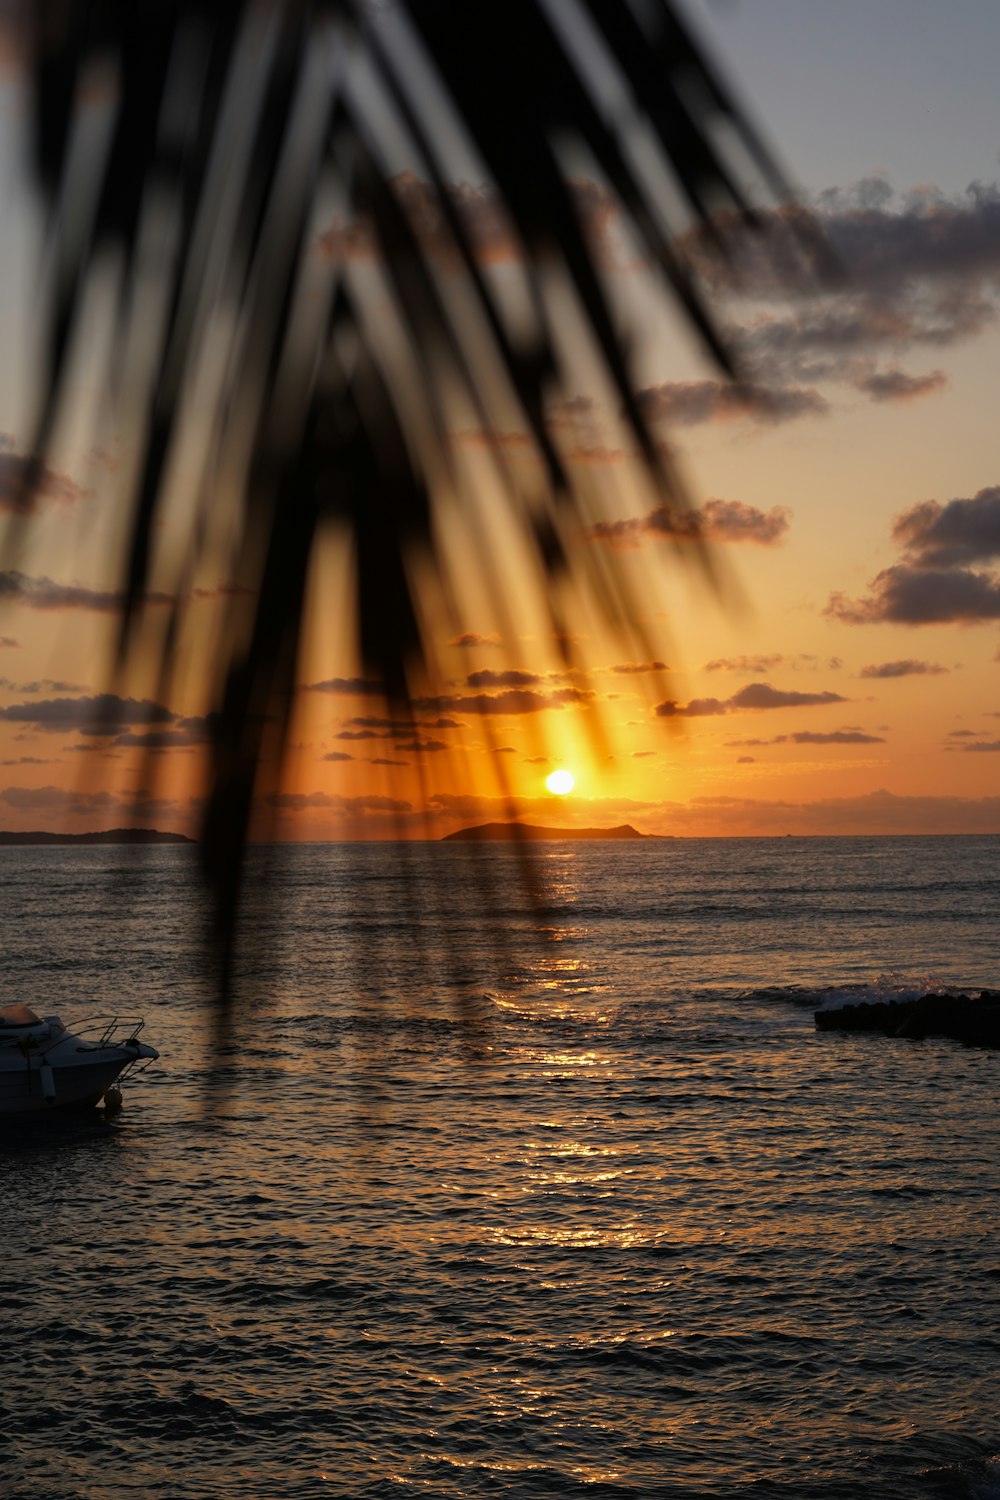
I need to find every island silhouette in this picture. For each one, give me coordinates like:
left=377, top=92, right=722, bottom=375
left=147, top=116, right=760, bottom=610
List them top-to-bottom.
left=442, top=822, right=661, bottom=842
left=0, top=828, right=193, bottom=845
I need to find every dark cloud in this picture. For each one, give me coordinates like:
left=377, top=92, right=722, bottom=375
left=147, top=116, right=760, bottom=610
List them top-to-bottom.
left=691, top=181, right=1000, bottom=393
left=853, top=368, right=947, bottom=403
left=637, top=379, right=827, bottom=428
left=0, top=437, right=85, bottom=514
left=829, top=485, right=1000, bottom=626
left=892, top=486, right=1000, bottom=567
left=587, top=497, right=790, bottom=550
left=827, top=565, right=1000, bottom=625
left=0, top=569, right=171, bottom=612
left=448, top=631, right=501, bottom=648
left=0, top=637, right=18, bottom=648
left=704, top=654, right=785, bottom=674
left=859, top=659, right=948, bottom=678
left=611, top=660, right=669, bottom=674
left=466, top=668, right=542, bottom=688
left=18, top=679, right=83, bottom=695
left=656, top=681, right=846, bottom=718
left=729, top=683, right=846, bottom=710
left=413, top=686, right=592, bottom=715
left=0, top=694, right=175, bottom=734
left=655, top=696, right=727, bottom=718
left=727, top=728, right=881, bottom=746
left=335, top=729, right=380, bottom=741
left=782, top=729, right=883, bottom=745
left=394, top=738, right=449, bottom=752
left=961, top=740, right=1000, bottom=752
left=323, top=751, right=354, bottom=762
left=1, top=756, right=57, bottom=766
left=737, top=756, right=755, bottom=763
left=371, top=757, right=409, bottom=767
left=0, top=783, right=176, bottom=818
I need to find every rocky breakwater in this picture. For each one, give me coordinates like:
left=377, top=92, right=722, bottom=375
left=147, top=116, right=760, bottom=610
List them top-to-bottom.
left=816, top=990, right=1000, bottom=1048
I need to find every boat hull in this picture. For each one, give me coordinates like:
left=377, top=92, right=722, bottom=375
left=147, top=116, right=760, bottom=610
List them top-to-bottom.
left=0, top=1051, right=141, bottom=1113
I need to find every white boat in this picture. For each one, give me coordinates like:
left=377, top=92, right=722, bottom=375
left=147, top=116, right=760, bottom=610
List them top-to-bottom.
left=0, top=1003, right=159, bottom=1115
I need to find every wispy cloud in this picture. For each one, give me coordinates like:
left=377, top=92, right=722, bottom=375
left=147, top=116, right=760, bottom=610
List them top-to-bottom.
left=689, top=179, right=1000, bottom=404
left=852, top=368, right=947, bottom=403
left=637, top=380, right=827, bottom=428
left=0, top=437, right=85, bottom=513
left=586, top=497, right=790, bottom=550
left=0, top=570, right=171, bottom=613
left=448, top=631, right=501, bottom=648
left=859, top=659, right=948, bottom=678
left=656, top=681, right=847, bottom=718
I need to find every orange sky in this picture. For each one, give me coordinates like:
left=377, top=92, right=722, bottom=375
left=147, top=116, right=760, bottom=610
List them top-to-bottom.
left=0, top=4, right=998, bottom=839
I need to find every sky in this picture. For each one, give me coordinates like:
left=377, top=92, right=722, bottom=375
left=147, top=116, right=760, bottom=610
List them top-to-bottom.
left=0, top=1, right=999, bottom=840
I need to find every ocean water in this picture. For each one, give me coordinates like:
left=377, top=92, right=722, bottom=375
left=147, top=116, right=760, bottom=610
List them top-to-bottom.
left=1, top=835, right=998, bottom=1500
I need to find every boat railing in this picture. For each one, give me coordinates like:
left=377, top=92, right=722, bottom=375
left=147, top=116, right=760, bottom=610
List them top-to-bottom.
left=66, top=1015, right=150, bottom=1050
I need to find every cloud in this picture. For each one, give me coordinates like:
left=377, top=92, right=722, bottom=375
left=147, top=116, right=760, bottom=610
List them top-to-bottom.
left=690, top=181, right=1000, bottom=395
left=853, top=368, right=947, bottom=403
left=637, top=379, right=827, bottom=428
left=0, top=438, right=85, bottom=513
left=828, top=485, right=1000, bottom=625
left=892, top=485, right=1000, bottom=567
left=586, top=497, right=790, bottom=550
left=827, top=565, right=1000, bottom=625
left=0, top=570, right=171, bottom=612
left=449, top=631, right=501, bottom=648
left=0, top=637, right=17, bottom=648
left=704, top=654, right=785, bottom=674
left=859, top=659, right=948, bottom=678
left=611, top=660, right=669, bottom=674
left=466, top=668, right=542, bottom=688
left=17, top=679, right=83, bottom=694
left=656, top=681, right=846, bottom=718
left=729, top=683, right=846, bottom=710
left=413, top=686, right=593, bottom=715
left=0, top=694, right=175, bottom=734
left=655, top=695, right=728, bottom=718
left=726, top=728, right=882, bottom=746
left=782, top=729, right=884, bottom=745
left=394, top=738, right=449, bottom=752
left=961, top=740, right=1000, bottom=752
left=323, top=751, right=354, bottom=762
left=737, top=756, right=755, bottom=764
left=371, top=757, right=409, bottom=767
left=0, top=783, right=176, bottom=818
left=266, top=791, right=412, bottom=813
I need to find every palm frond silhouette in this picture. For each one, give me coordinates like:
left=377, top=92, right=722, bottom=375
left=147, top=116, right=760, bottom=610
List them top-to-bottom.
left=11, top=0, right=809, bottom=969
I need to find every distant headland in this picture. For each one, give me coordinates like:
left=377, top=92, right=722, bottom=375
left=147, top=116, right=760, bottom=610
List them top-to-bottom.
left=442, top=822, right=660, bottom=842
left=0, top=828, right=194, bottom=846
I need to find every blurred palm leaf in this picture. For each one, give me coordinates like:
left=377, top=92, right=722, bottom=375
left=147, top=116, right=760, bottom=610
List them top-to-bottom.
left=12, top=0, right=803, bottom=968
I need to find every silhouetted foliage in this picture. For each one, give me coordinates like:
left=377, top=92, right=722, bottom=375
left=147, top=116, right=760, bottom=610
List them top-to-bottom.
left=11, top=0, right=807, bottom=971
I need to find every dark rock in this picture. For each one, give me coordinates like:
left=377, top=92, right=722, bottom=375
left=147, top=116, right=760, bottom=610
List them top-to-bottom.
left=815, top=994, right=1000, bottom=1049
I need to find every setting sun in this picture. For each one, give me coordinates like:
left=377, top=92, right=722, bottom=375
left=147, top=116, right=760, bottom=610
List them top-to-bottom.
left=546, top=769, right=575, bottom=796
